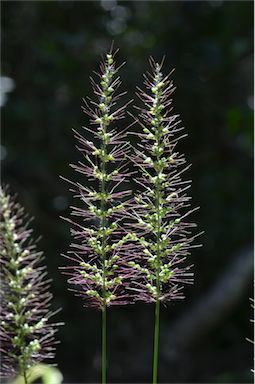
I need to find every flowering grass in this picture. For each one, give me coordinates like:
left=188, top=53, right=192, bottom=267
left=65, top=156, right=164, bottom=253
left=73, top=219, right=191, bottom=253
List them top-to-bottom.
left=128, top=58, right=200, bottom=383
left=0, top=187, right=60, bottom=383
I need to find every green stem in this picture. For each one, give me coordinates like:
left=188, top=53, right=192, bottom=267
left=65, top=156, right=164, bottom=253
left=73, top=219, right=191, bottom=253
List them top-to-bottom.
left=99, top=56, right=114, bottom=384
left=153, top=72, right=163, bottom=384
left=101, top=100, right=107, bottom=384
left=101, top=169, right=107, bottom=384
left=153, top=193, right=161, bottom=384
left=153, top=299, right=160, bottom=384
left=102, top=305, right=107, bottom=384
left=22, top=364, right=28, bottom=384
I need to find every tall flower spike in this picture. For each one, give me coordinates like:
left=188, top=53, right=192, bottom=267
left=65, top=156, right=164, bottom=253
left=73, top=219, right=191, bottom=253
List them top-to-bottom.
left=62, top=49, right=133, bottom=383
left=129, top=58, right=200, bottom=383
left=0, top=187, right=60, bottom=382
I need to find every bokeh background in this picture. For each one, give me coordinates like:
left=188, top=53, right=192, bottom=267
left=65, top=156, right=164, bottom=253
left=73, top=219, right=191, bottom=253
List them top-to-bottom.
left=1, top=1, right=254, bottom=383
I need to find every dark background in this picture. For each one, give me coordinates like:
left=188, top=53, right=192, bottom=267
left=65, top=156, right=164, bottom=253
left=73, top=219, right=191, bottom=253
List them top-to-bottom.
left=1, top=1, right=254, bottom=383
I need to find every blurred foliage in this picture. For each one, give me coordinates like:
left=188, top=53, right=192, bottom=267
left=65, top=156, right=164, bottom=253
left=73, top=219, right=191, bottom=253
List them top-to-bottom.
left=1, top=1, right=253, bottom=383
left=11, top=364, right=63, bottom=384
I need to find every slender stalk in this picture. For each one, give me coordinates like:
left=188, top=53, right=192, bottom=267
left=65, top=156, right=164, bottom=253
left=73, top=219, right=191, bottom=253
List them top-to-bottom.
left=100, top=64, right=108, bottom=384
left=152, top=69, right=163, bottom=384
left=101, top=135, right=107, bottom=383
left=153, top=188, right=161, bottom=384
left=153, top=189, right=161, bottom=382
left=153, top=299, right=160, bottom=384
left=102, top=305, right=107, bottom=384
left=21, top=355, right=28, bottom=384
left=23, top=368, right=28, bottom=384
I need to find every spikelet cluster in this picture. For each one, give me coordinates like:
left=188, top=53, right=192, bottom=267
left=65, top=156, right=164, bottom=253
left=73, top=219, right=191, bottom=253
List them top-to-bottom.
left=62, top=50, right=134, bottom=310
left=128, top=59, right=199, bottom=303
left=0, top=188, right=59, bottom=378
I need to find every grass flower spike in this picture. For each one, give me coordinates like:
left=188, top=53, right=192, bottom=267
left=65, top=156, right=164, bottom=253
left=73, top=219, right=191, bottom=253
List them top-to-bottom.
left=62, top=49, right=132, bottom=383
left=129, top=58, right=200, bottom=383
left=0, top=187, right=60, bottom=382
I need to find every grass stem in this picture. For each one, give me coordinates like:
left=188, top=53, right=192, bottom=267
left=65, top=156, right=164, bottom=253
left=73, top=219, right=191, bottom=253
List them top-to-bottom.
left=153, top=298, right=160, bottom=383
left=102, top=305, right=107, bottom=384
